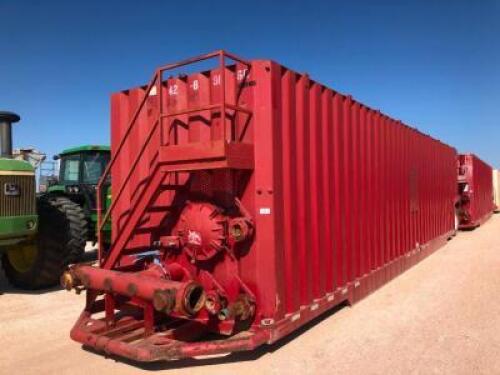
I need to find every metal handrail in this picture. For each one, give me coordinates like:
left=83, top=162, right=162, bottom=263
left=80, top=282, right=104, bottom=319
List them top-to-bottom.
left=156, top=49, right=250, bottom=74
left=97, top=50, right=252, bottom=262
left=96, top=72, right=159, bottom=260
left=96, top=73, right=158, bottom=227
left=160, top=103, right=252, bottom=118
left=98, top=117, right=160, bottom=232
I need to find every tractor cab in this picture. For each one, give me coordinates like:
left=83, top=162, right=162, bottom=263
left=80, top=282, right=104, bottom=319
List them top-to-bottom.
left=50, top=145, right=110, bottom=218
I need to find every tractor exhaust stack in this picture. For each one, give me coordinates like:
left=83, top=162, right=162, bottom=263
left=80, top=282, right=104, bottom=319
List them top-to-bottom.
left=0, top=111, right=20, bottom=158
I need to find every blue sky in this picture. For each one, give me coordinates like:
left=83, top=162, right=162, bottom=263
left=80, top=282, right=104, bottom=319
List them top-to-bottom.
left=1, top=0, right=498, bottom=167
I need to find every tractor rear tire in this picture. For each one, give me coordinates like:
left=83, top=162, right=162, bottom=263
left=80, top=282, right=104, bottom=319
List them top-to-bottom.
left=2, top=196, right=88, bottom=289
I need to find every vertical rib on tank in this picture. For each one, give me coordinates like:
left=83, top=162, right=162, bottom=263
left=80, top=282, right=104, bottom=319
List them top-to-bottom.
left=67, top=51, right=458, bottom=363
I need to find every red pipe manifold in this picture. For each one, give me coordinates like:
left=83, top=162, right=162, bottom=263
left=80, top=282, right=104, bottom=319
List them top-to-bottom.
left=61, top=264, right=206, bottom=317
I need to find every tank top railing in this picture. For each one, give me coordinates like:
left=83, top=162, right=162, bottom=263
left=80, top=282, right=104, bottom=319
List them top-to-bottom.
left=96, top=50, right=251, bottom=265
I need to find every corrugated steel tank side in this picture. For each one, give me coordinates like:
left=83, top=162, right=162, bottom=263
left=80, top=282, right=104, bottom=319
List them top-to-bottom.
left=109, top=59, right=457, bottom=330
left=261, top=61, right=457, bottom=322
left=110, top=86, right=157, bottom=250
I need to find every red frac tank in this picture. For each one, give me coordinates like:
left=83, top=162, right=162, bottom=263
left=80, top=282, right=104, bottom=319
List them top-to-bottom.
left=68, top=51, right=458, bottom=362
left=456, top=153, right=494, bottom=229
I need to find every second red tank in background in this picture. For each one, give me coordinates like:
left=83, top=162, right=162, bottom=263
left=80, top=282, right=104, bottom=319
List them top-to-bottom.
left=456, top=154, right=494, bottom=229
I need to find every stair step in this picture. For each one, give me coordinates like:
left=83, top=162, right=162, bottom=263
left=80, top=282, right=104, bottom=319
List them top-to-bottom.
left=159, top=140, right=254, bottom=171
left=103, top=169, right=166, bottom=269
left=160, top=184, right=184, bottom=190
left=147, top=205, right=173, bottom=213
left=133, top=226, right=156, bottom=234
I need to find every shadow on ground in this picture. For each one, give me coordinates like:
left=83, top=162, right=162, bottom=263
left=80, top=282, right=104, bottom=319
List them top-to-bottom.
left=0, top=248, right=98, bottom=295
left=0, top=271, right=61, bottom=295
left=82, top=301, right=350, bottom=371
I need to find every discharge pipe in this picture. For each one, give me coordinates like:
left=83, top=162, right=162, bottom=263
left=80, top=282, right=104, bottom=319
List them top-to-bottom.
left=0, top=111, right=20, bottom=158
left=62, top=265, right=206, bottom=317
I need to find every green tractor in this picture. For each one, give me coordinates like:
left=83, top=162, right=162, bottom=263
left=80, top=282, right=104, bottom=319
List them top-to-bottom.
left=0, top=112, right=110, bottom=289
left=0, top=112, right=40, bottom=287
left=48, top=145, right=111, bottom=244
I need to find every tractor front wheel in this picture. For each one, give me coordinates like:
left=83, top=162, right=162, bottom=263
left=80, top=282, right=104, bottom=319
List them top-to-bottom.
left=2, top=196, right=88, bottom=289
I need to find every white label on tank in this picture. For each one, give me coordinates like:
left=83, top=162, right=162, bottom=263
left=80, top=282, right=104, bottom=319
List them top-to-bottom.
left=259, top=207, right=271, bottom=215
left=187, top=230, right=202, bottom=246
left=310, top=303, right=319, bottom=311
left=291, top=313, right=301, bottom=322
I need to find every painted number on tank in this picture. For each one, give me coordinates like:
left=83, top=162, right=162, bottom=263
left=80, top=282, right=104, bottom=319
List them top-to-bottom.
left=237, top=69, right=248, bottom=81
left=212, top=75, right=221, bottom=86
left=190, top=80, right=199, bottom=91
left=168, top=84, right=179, bottom=96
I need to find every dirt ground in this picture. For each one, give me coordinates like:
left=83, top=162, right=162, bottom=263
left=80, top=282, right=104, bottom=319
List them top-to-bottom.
left=1, top=215, right=499, bottom=375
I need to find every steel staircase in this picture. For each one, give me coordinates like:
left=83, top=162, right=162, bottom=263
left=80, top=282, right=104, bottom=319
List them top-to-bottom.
left=96, top=51, right=253, bottom=270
